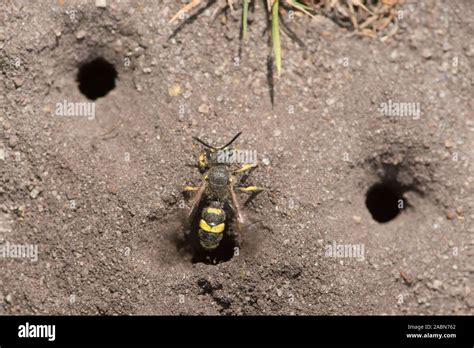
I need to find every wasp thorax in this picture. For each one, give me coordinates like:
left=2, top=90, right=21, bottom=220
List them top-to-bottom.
left=207, top=165, right=230, bottom=197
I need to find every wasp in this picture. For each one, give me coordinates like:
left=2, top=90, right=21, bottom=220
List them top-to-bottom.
left=183, top=132, right=263, bottom=252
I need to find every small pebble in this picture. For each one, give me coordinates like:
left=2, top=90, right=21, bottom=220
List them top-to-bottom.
left=96, top=0, right=107, bottom=8
left=76, top=30, right=86, bottom=40
left=225, top=31, right=234, bottom=41
left=112, top=39, right=123, bottom=53
left=442, top=42, right=452, bottom=52
left=465, top=44, right=474, bottom=57
left=422, top=48, right=433, bottom=59
left=389, top=50, right=398, bottom=62
left=439, top=61, right=450, bottom=72
left=13, top=78, right=23, bottom=88
left=168, top=84, right=181, bottom=97
left=326, top=97, right=336, bottom=106
left=198, top=104, right=210, bottom=114
left=8, top=135, right=18, bottom=148
left=444, top=139, right=454, bottom=148
left=30, top=188, right=40, bottom=199
left=446, top=209, right=456, bottom=220
left=430, top=279, right=442, bottom=291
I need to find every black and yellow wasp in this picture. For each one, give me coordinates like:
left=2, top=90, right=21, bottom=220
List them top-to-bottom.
left=183, top=132, right=263, bottom=252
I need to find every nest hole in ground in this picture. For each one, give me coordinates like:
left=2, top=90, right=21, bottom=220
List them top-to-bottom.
left=76, top=57, right=118, bottom=100
left=365, top=180, right=407, bottom=223
left=189, top=225, right=238, bottom=265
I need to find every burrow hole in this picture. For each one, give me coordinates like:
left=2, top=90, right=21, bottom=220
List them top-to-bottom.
left=76, top=57, right=118, bottom=100
left=365, top=181, right=407, bottom=223
left=188, top=209, right=238, bottom=265
left=190, top=230, right=237, bottom=265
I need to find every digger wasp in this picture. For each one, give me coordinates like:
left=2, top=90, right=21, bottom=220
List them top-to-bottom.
left=183, top=132, right=263, bottom=254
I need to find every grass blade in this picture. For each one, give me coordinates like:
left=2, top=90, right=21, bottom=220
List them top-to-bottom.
left=242, top=0, right=250, bottom=41
left=271, top=0, right=281, bottom=77
left=287, top=0, right=316, bottom=18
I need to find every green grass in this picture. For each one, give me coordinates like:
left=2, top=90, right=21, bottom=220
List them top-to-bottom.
left=170, top=0, right=402, bottom=79
left=171, top=0, right=317, bottom=77
left=242, top=0, right=250, bottom=41
left=271, top=0, right=282, bottom=77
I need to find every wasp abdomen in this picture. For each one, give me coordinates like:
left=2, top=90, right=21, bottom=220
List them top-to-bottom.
left=198, top=206, right=226, bottom=250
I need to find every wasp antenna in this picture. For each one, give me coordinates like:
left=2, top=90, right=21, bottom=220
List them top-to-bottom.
left=219, top=131, right=242, bottom=150
left=192, top=136, right=217, bottom=150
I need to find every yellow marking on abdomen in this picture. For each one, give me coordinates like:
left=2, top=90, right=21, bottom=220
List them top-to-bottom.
left=206, top=207, right=223, bottom=215
left=199, top=219, right=225, bottom=233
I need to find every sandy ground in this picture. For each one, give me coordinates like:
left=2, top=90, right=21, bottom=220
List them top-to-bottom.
left=0, top=0, right=473, bottom=315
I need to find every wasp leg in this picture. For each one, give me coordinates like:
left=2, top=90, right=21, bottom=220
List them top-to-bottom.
left=197, top=152, right=208, bottom=172
left=233, top=163, right=257, bottom=175
left=184, top=183, right=206, bottom=225
left=183, top=185, right=200, bottom=191
left=229, top=185, right=246, bottom=246
left=238, top=185, right=265, bottom=207
left=237, top=186, right=265, bottom=192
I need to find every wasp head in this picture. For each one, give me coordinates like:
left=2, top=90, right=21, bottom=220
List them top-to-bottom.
left=194, top=132, right=242, bottom=171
